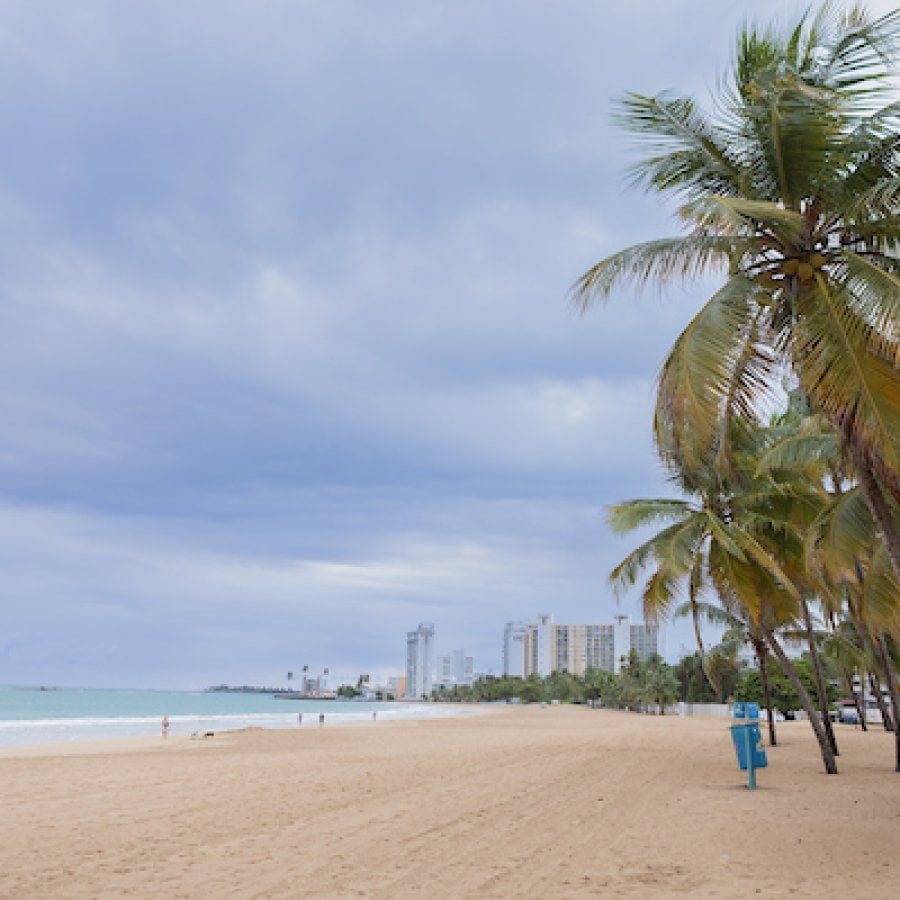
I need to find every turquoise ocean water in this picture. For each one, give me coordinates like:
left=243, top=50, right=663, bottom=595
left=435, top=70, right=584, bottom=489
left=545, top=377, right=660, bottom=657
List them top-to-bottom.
left=0, top=686, right=468, bottom=748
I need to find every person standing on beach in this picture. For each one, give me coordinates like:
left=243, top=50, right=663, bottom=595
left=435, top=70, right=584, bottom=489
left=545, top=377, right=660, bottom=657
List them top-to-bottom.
left=298, top=712, right=303, bottom=726
left=319, top=712, right=324, bottom=727
left=162, top=715, right=169, bottom=738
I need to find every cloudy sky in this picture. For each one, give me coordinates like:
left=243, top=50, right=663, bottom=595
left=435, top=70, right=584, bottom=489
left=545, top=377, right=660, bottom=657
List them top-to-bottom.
left=2, top=1, right=893, bottom=689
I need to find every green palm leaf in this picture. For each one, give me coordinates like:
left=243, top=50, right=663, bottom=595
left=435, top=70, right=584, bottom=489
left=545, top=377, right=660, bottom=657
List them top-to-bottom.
left=571, top=233, right=732, bottom=307
left=794, top=274, right=900, bottom=475
left=654, top=275, right=758, bottom=468
left=606, top=498, right=694, bottom=533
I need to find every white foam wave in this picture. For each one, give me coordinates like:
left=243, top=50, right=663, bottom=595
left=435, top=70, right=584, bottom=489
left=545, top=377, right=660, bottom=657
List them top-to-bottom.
left=0, top=704, right=479, bottom=748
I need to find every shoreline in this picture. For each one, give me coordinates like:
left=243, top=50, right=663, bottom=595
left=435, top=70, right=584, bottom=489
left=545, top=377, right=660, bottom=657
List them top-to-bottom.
left=0, top=698, right=481, bottom=753
left=0, top=705, right=896, bottom=898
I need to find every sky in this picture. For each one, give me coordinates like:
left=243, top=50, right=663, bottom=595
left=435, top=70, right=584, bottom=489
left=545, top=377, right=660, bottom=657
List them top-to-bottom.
left=1, top=1, right=895, bottom=690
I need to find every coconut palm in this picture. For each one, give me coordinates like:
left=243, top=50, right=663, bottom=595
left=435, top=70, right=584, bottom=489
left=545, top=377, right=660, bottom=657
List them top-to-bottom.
left=574, top=6, right=900, bottom=579
left=761, top=396, right=899, bottom=751
left=609, top=415, right=847, bottom=772
left=806, top=479, right=900, bottom=769
left=821, top=621, right=870, bottom=730
left=642, top=656, right=682, bottom=714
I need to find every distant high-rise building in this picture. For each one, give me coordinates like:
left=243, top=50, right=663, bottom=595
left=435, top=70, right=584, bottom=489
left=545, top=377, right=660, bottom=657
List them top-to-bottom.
left=524, top=613, right=555, bottom=678
left=517, top=614, right=659, bottom=677
left=629, top=621, right=660, bottom=664
left=405, top=622, right=435, bottom=699
left=502, top=622, right=527, bottom=677
left=584, top=624, right=616, bottom=672
left=452, top=648, right=474, bottom=685
left=437, top=649, right=475, bottom=687
left=437, top=653, right=454, bottom=685
left=387, top=675, right=406, bottom=698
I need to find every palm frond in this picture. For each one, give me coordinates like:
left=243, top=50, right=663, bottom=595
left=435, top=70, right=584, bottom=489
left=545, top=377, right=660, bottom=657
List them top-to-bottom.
left=614, top=93, right=744, bottom=200
left=679, top=196, right=805, bottom=242
left=571, top=233, right=732, bottom=308
left=837, top=250, right=900, bottom=361
left=794, top=275, right=900, bottom=477
left=654, top=276, right=758, bottom=470
left=756, top=433, right=839, bottom=473
left=806, top=487, right=875, bottom=585
left=605, top=498, right=694, bottom=534
left=608, top=517, right=704, bottom=597
left=862, top=546, right=900, bottom=635
left=641, top=566, right=681, bottom=623
left=673, top=598, right=742, bottom=629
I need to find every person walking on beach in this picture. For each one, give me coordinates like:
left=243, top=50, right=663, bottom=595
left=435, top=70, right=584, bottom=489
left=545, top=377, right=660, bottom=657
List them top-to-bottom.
left=298, top=712, right=303, bottom=726
left=319, top=712, right=325, bottom=727
left=162, top=715, right=169, bottom=738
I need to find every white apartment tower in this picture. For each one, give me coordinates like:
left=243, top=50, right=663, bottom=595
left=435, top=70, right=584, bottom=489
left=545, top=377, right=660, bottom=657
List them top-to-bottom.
left=536, top=613, right=554, bottom=677
left=524, top=614, right=555, bottom=678
left=613, top=615, right=632, bottom=674
left=405, top=622, right=435, bottom=699
left=503, top=622, right=527, bottom=678
left=436, top=649, right=475, bottom=686
left=452, top=649, right=474, bottom=685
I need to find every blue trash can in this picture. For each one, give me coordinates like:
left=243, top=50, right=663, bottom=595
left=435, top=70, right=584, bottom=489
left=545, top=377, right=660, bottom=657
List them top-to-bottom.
left=730, top=702, right=767, bottom=787
left=730, top=723, right=767, bottom=770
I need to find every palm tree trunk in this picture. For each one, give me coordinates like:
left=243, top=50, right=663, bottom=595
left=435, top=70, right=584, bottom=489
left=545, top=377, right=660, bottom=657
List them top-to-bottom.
left=849, top=441, right=900, bottom=583
left=845, top=597, right=887, bottom=732
left=800, top=598, right=839, bottom=756
left=842, top=603, right=870, bottom=731
left=766, top=630, right=838, bottom=774
left=875, top=635, right=900, bottom=773
left=753, top=639, right=777, bottom=746
left=843, top=666, right=867, bottom=731
left=868, top=672, right=893, bottom=732
left=859, top=674, right=868, bottom=729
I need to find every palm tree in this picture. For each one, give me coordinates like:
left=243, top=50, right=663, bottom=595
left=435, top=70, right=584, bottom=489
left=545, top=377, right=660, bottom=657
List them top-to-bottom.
left=574, top=6, right=900, bottom=579
left=761, top=396, right=899, bottom=761
left=609, top=418, right=845, bottom=772
left=805, top=477, right=900, bottom=768
left=821, top=621, right=869, bottom=730
left=643, top=656, right=682, bottom=714
left=582, top=667, right=619, bottom=707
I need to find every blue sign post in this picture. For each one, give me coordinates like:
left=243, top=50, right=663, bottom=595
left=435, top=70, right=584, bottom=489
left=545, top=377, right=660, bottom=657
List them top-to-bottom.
left=730, top=702, right=767, bottom=789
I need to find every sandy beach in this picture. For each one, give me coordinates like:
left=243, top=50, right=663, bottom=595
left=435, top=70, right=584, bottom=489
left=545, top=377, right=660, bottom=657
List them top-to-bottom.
left=0, top=705, right=897, bottom=899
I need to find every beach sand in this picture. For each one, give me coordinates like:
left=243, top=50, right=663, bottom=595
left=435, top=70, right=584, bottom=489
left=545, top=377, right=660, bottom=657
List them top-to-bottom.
left=0, top=705, right=896, bottom=898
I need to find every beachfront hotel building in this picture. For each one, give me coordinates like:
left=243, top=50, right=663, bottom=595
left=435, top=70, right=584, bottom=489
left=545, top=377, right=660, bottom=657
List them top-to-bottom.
left=522, top=613, right=556, bottom=678
left=513, top=614, right=659, bottom=678
left=405, top=622, right=435, bottom=700
left=502, top=622, right=527, bottom=678
left=437, top=649, right=475, bottom=687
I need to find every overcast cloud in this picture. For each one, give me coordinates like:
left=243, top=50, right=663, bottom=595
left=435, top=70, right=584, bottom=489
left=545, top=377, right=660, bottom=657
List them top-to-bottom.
left=2, top=1, right=893, bottom=689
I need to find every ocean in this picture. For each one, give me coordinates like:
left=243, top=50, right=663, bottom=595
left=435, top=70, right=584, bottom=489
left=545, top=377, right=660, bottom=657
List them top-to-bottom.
left=0, top=686, right=471, bottom=748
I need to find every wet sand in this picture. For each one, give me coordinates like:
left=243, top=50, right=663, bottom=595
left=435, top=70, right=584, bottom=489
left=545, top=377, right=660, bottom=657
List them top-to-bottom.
left=0, top=705, right=896, bottom=898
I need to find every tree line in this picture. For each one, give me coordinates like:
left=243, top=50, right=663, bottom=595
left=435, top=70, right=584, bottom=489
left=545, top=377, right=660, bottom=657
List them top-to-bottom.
left=432, top=651, right=681, bottom=711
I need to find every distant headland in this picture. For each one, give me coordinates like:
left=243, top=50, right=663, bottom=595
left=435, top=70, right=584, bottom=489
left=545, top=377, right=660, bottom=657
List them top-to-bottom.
left=204, top=685, right=290, bottom=694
